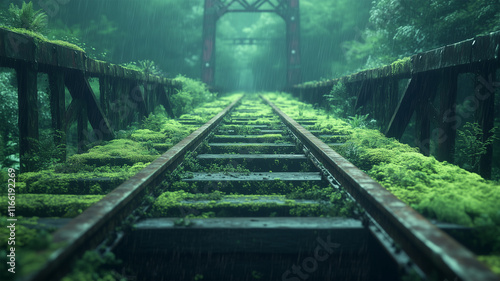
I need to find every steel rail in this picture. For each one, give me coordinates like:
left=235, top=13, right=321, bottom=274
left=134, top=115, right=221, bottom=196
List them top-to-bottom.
left=25, top=95, right=244, bottom=281
left=261, top=95, right=499, bottom=281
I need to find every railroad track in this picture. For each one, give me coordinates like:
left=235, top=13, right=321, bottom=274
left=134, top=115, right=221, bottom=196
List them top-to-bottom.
left=26, top=94, right=498, bottom=281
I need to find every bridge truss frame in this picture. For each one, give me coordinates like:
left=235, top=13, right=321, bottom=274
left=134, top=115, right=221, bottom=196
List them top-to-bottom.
left=202, top=0, right=301, bottom=88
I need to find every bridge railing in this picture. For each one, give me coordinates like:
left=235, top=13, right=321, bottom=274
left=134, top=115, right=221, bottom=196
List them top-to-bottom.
left=0, top=27, right=181, bottom=172
left=291, top=31, right=500, bottom=179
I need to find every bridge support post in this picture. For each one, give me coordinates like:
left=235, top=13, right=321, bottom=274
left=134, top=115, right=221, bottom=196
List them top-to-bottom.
left=202, top=0, right=218, bottom=87
left=285, top=0, right=301, bottom=88
left=17, top=63, right=39, bottom=172
left=475, top=67, right=496, bottom=179
left=49, top=70, right=66, bottom=162
left=436, top=70, right=458, bottom=163
left=415, top=73, right=438, bottom=156
left=76, top=100, right=88, bottom=153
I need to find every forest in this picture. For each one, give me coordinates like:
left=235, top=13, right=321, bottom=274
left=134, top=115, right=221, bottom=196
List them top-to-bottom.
left=0, top=0, right=500, bottom=171
left=4, top=0, right=500, bottom=87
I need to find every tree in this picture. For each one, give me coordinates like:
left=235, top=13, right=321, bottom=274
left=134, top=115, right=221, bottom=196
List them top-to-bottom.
left=344, top=0, right=500, bottom=67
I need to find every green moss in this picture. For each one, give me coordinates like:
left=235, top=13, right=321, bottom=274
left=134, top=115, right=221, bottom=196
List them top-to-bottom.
left=1, top=27, right=85, bottom=52
left=46, top=39, right=85, bottom=52
left=390, top=57, right=411, bottom=75
left=265, top=92, right=500, bottom=253
left=131, top=129, right=167, bottom=143
left=68, top=139, right=158, bottom=166
left=18, top=162, right=147, bottom=194
left=151, top=191, right=329, bottom=217
left=0, top=194, right=104, bottom=217
left=0, top=216, right=66, bottom=279
left=62, top=251, right=124, bottom=281
left=478, top=255, right=500, bottom=275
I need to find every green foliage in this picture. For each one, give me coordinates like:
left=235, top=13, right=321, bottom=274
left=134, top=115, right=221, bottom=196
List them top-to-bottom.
left=345, top=0, right=500, bottom=67
left=7, top=1, right=47, bottom=33
left=390, top=57, right=411, bottom=74
left=121, top=60, right=162, bottom=76
left=0, top=71, right=18, bottom=169
left=171, top=75, right=215, bottom=117
left=324, top=82, right=356, bottom=118
left=265, top=92, right=500, bottom=253
left=348, top=114, right=370, bottom=128
left=455, top=122, right=498, bottom=173
left=130, top=129, right=167, bottom=143
left=21, top=130, right=66, bottom=172
left=67, top=139, right=158, bottom=166
left=18, top=162, right=147, bottom=195
left=151, top=191, right=328, bottom=217
left=0, top=194, right=104, bottom=217
left=0, top=216, right=61, bottom=278
left=62, top=250, right=124, bottom=281
left=478, top=255, right=500, bottom=275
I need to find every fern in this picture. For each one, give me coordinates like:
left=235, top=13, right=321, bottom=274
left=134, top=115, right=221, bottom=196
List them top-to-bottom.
left=8, top=1, right=48, bottom=33
left=455, top=122, right=497, bottom=173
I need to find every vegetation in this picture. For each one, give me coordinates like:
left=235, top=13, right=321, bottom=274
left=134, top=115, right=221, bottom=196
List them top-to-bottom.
left=6, top=1, right=47, bottom=32
left=344, top=1, right=500, bottom=68
left=121, top=59, right=162, bottom=76
left=0, top=71, right=18, bottom=169
left=169, top=75, right=216, bottom=117
left=324, top=81, right=356, bottom=118
left=265, top=93, right=500, bottom=255
left=455, top=122, right=497, bottom=173
left=151, top=190, right=352, bottom=218
left=0, top=194, right=104, bottom=217
left=0, top=216, right=65, bottom=278
left=61, top=251, right=124, bottom=281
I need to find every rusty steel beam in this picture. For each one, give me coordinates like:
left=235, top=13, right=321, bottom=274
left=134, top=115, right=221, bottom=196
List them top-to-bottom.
left=26, top=95, right=243, bottom=281
left=261, top=95, right=499, bottom=281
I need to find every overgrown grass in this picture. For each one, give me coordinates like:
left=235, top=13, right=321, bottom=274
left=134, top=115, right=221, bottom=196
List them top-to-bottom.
left=265, top=92, right=500, bottom=256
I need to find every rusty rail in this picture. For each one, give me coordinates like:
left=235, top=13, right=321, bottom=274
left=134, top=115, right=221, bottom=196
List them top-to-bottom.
left=24, top=95, right=243, bottom=281
left=261, top=95, right=499, bottom=281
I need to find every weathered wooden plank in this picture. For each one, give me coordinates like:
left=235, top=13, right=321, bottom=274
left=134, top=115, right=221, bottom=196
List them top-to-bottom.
left=2, top=28, right=35, bottom=61
left=471, top=32, right=500, bottom=64
left=441, top=39, right=472, bottom=68
left=413, top=48, right=444, bottom=73
left=385, top=77, right=418, bottom=139
left=211, top=135, right=287, bottom=143
left=207, top=142, right=297, bottom=153
left=208, top=143, right=295, bottom=147
left=197, top=154, right=306, bottom=160
left=184, top=172, right=322, bottom=181
left=126, top=217, right=365, bottom=252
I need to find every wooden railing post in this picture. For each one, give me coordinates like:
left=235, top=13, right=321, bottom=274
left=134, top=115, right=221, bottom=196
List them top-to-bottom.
left=17, top=63, right=38, bottom=172
left=475, top=66, right=496, bottom=179
left=49, top=70, right=66, bottom=162
left=436, top=70, right=458, bottom=163
left=415, top=73, right=438, bottom=156
left=77, top=100, right=88, bottom=153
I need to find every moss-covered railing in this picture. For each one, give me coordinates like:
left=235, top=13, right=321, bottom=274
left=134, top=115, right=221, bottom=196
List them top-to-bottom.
left=0, top=27, right=182, bottom=172
left=292, top=31, right=500, bottom=179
